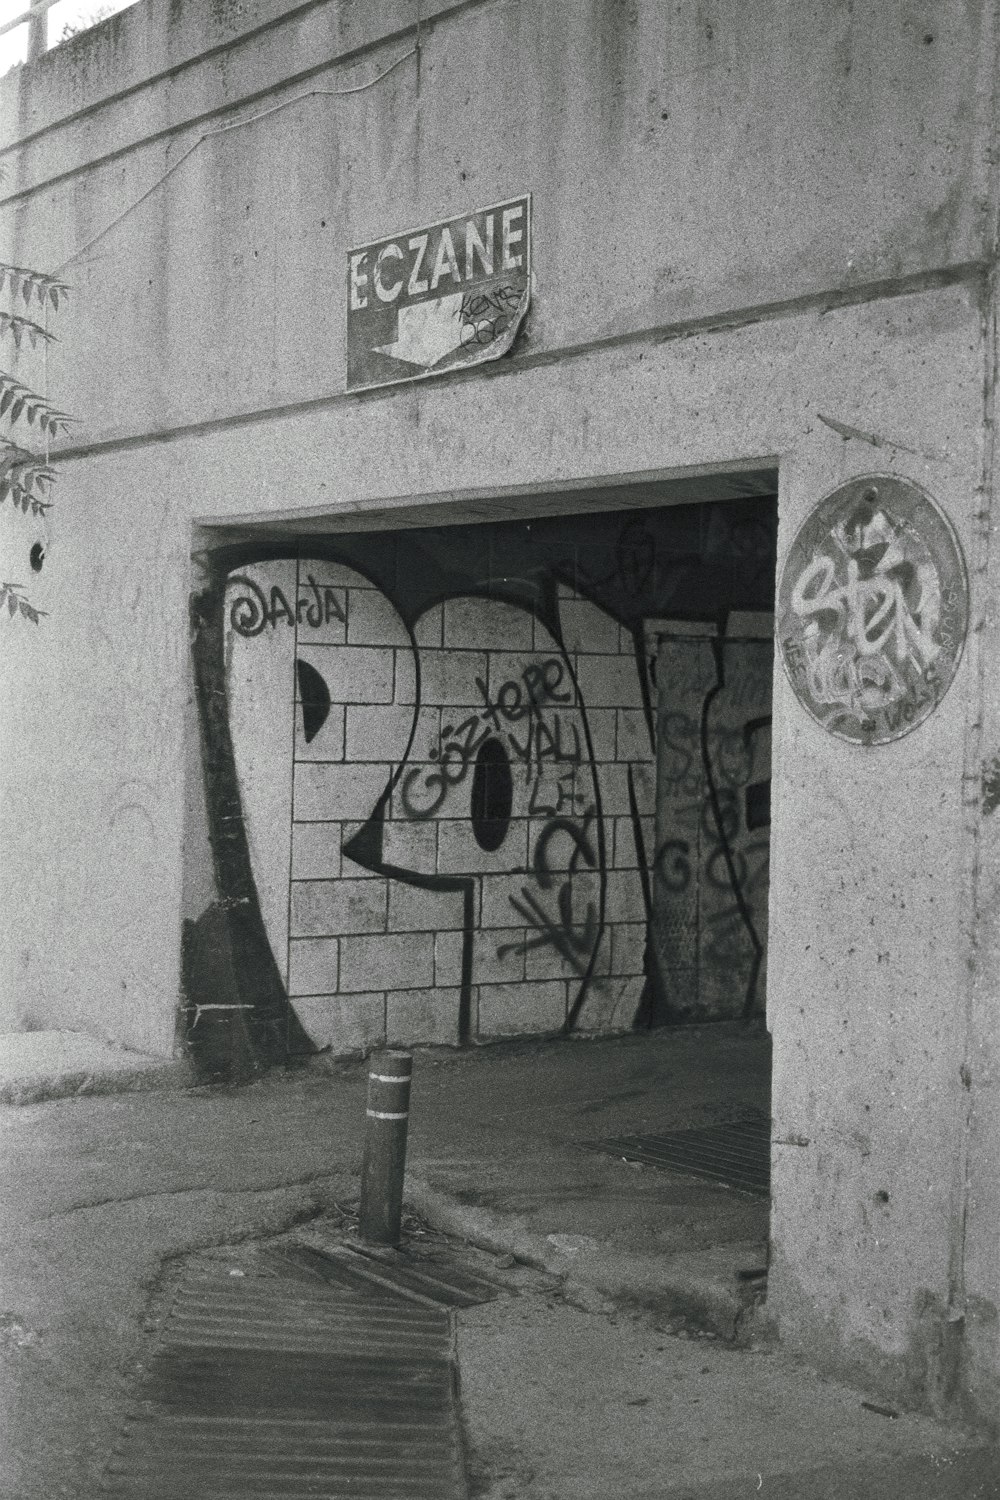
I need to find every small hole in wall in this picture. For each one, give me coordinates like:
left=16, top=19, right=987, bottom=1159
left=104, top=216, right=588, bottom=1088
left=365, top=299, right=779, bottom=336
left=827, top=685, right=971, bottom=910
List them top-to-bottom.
left=29, top=542, right=44, bottom=573
left=471, top=736, right=513, bottom=852
left=876, top=1189, right=890, bottom=1204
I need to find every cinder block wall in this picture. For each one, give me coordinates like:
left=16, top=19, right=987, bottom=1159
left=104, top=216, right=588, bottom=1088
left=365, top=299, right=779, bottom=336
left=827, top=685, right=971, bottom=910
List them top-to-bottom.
left=221, top=554, right=654, bottom=1054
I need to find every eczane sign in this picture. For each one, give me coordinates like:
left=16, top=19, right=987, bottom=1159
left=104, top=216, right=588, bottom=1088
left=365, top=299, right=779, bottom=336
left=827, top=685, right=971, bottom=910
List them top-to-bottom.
left=346, top=196, right=531, bottom=392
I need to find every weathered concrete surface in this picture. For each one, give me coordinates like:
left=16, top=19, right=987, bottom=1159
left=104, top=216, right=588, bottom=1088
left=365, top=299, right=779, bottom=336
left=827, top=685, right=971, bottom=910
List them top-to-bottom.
left=0, top=0, right=997, bottom=1429
left=1, top=1, right=993, bottom=444
left=0, top=279, right=993, bottom=1418
left=0, top=284, right=983, bottom=1051
left=405, top=1025, right=770, bottom=1339
left=0, top=1029, right=191, bottom=1104
left=0, top=1042, right=994, bottom=1500
left=0, top=1070, right=366, bottom=1500
left=457, top=1296, right=1000, bottom=1500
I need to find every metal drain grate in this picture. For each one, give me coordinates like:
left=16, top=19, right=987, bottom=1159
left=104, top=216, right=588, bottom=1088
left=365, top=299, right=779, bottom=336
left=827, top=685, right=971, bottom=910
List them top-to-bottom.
left=582, top=1114, right=771, bottom=1196
left=265, top=1238, right=503, bottom=1310
left=101, top=1266, right=468, bottom=1499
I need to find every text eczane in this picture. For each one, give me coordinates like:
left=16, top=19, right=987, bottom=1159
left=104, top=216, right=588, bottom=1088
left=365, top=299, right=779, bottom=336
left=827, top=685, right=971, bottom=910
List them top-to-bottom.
left=350, top=204, right=526, bottom=310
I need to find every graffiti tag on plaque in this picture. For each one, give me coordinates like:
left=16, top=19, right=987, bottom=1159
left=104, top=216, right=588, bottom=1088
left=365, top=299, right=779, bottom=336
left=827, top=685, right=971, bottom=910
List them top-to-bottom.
left=777, top=475, right=968, bottom=744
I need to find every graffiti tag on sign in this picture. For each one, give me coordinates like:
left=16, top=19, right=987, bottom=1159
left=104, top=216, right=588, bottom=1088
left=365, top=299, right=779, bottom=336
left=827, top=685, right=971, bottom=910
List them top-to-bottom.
left=346, top=197, right=531, bottom=392
left=777, top=476, right=968, bottom=744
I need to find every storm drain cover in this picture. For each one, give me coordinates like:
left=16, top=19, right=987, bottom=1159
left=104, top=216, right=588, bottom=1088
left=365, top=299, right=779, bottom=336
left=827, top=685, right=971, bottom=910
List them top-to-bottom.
left=582, top=1113, right=771, bottom=1196
left=266, top=1237, right=503, bottom=1310
left=101, top=1260, right=469, bottom=1499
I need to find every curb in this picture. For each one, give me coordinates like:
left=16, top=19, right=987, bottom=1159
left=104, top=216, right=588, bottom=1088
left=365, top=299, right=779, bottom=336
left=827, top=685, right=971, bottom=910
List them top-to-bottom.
left=0, top=1056, right=195, bottom=1107
left=406, top=1171, right=756, bottom=1340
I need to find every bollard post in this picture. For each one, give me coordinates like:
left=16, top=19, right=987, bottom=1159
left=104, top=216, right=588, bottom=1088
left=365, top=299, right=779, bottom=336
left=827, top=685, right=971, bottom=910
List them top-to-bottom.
left=359, top=1049, right=412, bottom=1247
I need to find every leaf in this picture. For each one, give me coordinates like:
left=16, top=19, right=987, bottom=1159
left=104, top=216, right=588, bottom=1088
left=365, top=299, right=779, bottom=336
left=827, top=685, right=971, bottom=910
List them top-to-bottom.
left=0, top=265, right=70, bottom=310
left=0, top=313, right=55, bottom=351
left=0, top=388, right=12, bottom=419
left=10, top=397, right=25, bottom=424
left=0, top=441, right=37, bottom=468
left=8, top=592, right=18, bottom=617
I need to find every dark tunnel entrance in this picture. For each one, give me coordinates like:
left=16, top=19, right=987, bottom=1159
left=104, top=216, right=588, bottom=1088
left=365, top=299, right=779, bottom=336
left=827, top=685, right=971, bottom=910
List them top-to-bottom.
left=187, top=484, right=778, bottom=1105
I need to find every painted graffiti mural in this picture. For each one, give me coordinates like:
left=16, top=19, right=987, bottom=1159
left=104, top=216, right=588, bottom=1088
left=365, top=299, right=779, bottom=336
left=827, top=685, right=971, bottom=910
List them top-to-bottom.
left=777, top=475, right=968, bottom=745
left=185, top=500, right=779, bottom=1078
left=392, top=617, right=606, bottom=998
left=650, top=628, right=772, bottom=1023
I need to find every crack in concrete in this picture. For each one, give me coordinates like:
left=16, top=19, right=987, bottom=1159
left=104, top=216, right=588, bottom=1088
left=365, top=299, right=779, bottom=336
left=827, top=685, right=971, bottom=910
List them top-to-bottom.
left=817, top=410, right=948, bottom=462
left=33, top=1167, right=346, bottom=1221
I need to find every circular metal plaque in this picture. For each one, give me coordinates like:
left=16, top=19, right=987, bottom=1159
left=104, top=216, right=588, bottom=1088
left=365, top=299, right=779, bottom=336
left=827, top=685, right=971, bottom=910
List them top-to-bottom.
left=777, top=474, right=968, bottom=744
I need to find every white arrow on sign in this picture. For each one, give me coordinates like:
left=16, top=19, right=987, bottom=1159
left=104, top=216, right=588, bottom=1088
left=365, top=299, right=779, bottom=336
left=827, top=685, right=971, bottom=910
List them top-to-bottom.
left=375, top=292, right=466, bottom=369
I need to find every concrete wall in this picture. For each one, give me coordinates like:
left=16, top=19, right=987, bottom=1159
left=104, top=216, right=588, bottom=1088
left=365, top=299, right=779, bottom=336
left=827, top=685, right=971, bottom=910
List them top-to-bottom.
left=0, top=0, right=998, bottom=1424
left=0, top=0, right=994, bottom=444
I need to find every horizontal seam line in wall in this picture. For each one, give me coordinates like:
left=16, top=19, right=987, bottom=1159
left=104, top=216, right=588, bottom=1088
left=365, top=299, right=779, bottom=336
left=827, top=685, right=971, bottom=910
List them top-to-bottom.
left=0, top=0, right=491, bottom=191
left=48, top=260, right=989, bottom=468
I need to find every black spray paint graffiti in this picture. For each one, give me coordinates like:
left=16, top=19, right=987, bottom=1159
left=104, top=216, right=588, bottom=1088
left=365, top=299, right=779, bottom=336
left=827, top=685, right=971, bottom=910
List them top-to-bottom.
left=459, top=282, right=524, bottom=351
left=579, top=519, right=657, bottom=598
left=228, top=572, right=346, bottom=636
left=397, top=649, right=603, bottom=1000
left=296, top=658, right=331, bottom=744
left=400, top=658, right=578, bottom=819
left=653, top=696, right=770, bottom=1015
left=655, top=790, right=769, bottom=977
left=498, top=813, right=600, bottom=979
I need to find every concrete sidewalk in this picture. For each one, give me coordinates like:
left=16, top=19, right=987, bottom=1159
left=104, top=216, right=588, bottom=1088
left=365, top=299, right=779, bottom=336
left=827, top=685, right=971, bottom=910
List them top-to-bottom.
left=405, top=1024, right=771, bottom=1337
left=0, top=1028, right=996, bottom=1498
